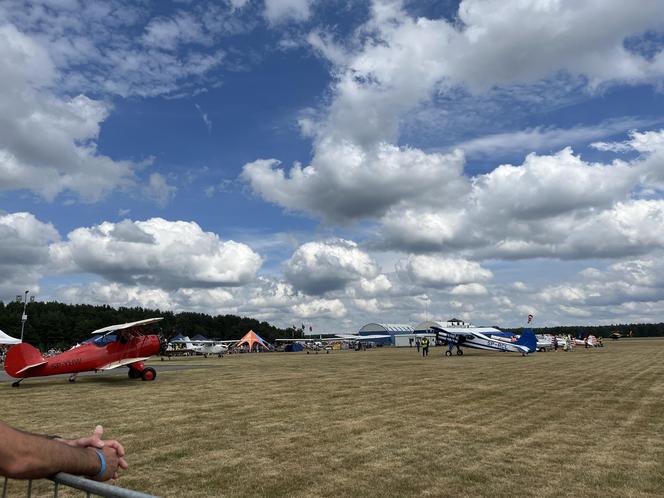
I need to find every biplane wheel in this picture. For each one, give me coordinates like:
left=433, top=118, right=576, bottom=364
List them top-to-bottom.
left=456, top=349, right=464, bottom=356
left=445, top=350, right=453, bottom=357
left=141, top=367, right=157, bottom=381
left=128, top=369, right=141, bottom=379
left=11, top=381, right=21, bottom=388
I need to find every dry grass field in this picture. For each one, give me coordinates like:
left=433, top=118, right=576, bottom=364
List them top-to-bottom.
left=2, top=339, right=664, bottom=497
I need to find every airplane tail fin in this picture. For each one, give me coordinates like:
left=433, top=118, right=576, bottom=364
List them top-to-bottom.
left=516, top=329, right=537, bottom=353
left=4, top=343, right=47, bottom=378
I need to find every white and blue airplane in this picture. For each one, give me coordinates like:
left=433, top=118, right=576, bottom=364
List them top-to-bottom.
left=429, top=323, right=537, bottom=356
left=483, top=330, right=554, bottom=352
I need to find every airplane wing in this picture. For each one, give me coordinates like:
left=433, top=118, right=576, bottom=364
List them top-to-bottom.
left=91, top=317, right=163, bottom=335
left=336, top=334, right=391, bottom=340
left=275, top=338, right=317, bottom=342
left=97, top=357, right=152, bottom=370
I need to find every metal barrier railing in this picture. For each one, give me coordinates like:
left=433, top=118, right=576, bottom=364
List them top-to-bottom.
left=2, top=473, right=159, bottom=498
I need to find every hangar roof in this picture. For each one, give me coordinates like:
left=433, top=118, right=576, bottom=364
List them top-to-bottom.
left=358, top=323, right=414, bottom=334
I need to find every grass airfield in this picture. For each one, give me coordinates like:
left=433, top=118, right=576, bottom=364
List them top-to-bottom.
left=2, top=339, right=664, bottom=497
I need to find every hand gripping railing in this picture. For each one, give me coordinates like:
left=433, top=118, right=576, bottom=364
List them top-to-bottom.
left=2, top=473, right=160, bottom=498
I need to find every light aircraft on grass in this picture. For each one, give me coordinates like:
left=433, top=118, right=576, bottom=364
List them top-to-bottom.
left=4, top=318, right=164, bottom=387
left=430, top=324, right=537, bottom=356
left=484, top=330, right=556, bottom=352
left=276, top=334, right=391, bottom=353
left=572, top=335, right=598, bottom=347
left=166, top=337, right=234, bottom=357
left=275, top=338, right=337, bottom=353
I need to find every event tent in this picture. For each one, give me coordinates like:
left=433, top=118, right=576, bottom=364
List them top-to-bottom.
left=0, top=329, right=21, bottom=345
left=235, top=330, right=271, bottom=351
left=284, top=343, right=304, bottom=352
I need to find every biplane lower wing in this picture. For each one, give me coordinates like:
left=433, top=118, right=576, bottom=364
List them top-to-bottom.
left=97, top=357, right=151, bottom=371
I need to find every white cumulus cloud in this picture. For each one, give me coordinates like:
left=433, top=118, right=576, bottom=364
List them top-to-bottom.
left=50, top=218, right=263, bottom=289
left=285, top=239, right=381, bottom=295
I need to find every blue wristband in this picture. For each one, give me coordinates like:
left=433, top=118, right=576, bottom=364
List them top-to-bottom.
left=95, top=449, right=106, bottom=480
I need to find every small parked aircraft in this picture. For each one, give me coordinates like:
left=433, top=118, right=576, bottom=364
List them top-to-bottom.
left=4, top=318, right=164, bottom=387
left=430, top=323, right=537, bottom=356
left=484, top=330, right=556, bottom=352
left=610, top=331, right=632, bottom=340
left=276, top=334, right=391, bottom=353
left=572, top=335, right=598, bottom=347
left=167, top=337, right=234, bottom=357
left=275, top=338, right=337, bottom=353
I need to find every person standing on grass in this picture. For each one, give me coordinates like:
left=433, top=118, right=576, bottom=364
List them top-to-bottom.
left=421, top=336, right=430, bottom=357
left=415, top=338, right=420, bottom=354
left=0, top=422, right=127, bottom=481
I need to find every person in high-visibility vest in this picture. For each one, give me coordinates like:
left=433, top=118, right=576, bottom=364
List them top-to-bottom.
left=421, top=336, right=430, bottom=357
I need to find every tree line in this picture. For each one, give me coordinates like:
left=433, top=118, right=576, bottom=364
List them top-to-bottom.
left=0, top=300, right=302, bottom=350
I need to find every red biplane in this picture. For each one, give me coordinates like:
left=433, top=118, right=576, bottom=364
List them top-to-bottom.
left=4, top=318, right=163, bottom=387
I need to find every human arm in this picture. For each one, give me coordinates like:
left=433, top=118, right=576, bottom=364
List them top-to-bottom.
left=0, top=421, right=119, bottom=481
left=59, top=425, right=128, bottom=478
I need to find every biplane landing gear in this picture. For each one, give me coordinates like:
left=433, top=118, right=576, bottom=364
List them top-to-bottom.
left=456, top=349, right=464, bottom=356
left=141, top=367, right=157, bottom=381
left=128, top=368, right=141, bottom=380
left=68, top=374, right=77, bottom=383
left=11, top=379, right=23, bottom=388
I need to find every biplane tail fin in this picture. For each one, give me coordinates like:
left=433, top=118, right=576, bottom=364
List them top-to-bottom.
left=4, top=343, right=48, bottom=378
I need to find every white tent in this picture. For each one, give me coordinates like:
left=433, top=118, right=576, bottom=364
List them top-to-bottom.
left=0, top=329, right=21, bottom=345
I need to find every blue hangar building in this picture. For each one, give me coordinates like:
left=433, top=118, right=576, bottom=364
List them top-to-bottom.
left=357, top=323, right=415, bottom=346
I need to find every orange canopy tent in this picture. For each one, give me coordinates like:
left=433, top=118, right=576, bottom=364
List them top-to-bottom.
left=234, top=330, right=272, bottom=351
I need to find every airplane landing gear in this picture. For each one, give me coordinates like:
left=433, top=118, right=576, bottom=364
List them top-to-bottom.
left=456, top=349, right=464, bottom=356
left=445, top=350, right=453, bottom=357
left=141, top=367, right=157, bottom=381
left=128, top=368, right=141, bottom=379
left=68, top=374, right=77, bottom=383
left=11, top=379, right=23, bottom=388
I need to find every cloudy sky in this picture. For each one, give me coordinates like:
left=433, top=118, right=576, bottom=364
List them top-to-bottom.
left=2, top=0, right=664, bottom=333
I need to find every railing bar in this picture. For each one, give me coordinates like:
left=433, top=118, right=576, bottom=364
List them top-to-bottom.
left=50, top=473, right=160, bottom=498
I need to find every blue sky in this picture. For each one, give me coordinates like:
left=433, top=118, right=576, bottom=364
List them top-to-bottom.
left=2, top=0, right=664, bottom=332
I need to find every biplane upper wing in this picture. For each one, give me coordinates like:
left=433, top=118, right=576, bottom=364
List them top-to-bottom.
left=91, top=317, right=163, bottom=335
